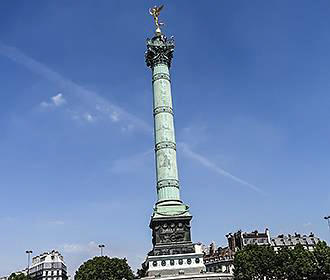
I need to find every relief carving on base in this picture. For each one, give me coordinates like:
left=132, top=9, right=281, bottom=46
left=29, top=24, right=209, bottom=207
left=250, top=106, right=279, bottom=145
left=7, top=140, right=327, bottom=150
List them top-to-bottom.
left=152, top=220, right=192, bottom=246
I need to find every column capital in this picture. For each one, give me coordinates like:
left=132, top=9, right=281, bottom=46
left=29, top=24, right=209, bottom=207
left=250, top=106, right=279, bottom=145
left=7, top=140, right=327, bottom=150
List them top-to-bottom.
left=145, top=34, right=175, bottom=68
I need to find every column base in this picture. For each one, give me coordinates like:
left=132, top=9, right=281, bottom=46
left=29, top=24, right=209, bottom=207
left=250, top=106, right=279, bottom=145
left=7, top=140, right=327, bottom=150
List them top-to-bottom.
left=153, top=201, right=191, bottom=218
left=147, top=203, right=203, bottom=277
left=146, top=246, right=205, bottom=277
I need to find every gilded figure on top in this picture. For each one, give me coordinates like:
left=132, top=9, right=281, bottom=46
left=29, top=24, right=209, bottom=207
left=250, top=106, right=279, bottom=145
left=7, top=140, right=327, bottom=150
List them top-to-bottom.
left=149, top=5, right=164, bottom=33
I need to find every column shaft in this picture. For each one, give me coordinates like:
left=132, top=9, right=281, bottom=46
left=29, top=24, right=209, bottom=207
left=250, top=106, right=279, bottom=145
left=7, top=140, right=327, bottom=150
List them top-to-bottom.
left=152, top=63, right=180, bottom=203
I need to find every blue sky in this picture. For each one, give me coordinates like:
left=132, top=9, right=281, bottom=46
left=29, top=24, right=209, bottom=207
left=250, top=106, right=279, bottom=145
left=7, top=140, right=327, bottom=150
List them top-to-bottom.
left=1, top=0, right=330, bottom=276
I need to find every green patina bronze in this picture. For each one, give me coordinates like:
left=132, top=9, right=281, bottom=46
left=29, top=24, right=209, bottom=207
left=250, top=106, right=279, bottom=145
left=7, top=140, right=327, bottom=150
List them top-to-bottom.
left=146, top=34, right=191, bottom=219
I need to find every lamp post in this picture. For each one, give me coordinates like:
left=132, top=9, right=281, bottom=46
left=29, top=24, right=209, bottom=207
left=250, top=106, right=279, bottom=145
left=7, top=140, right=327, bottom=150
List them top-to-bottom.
left=324, top=216, right=330, bottom=242
left=98, top=244, right=105, bottom=256
left=25, top=250, right=33, bottom=276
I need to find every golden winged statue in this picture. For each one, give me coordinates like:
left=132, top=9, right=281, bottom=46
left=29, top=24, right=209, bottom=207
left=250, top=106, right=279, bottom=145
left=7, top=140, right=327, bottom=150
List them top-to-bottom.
left=149, top=5, right=164, bottom=33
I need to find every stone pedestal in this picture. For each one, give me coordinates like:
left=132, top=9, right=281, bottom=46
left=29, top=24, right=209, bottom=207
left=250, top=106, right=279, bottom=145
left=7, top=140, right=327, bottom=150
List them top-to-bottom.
left=147, top=216, right=206, bottom=277
left=150, top=216, right=194, bottom=256
left=146, top=244, right=205, bottom=277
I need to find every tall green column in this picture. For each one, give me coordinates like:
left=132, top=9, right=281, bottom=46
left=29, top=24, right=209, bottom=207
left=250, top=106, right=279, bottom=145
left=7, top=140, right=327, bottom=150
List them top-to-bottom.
left=143, top=7, right=207, bottom=277
left=144, top=31, right=206, bottom=277
left=146, top=34, right=190, bottom=218
left=152, top=53, right=180, bottom=203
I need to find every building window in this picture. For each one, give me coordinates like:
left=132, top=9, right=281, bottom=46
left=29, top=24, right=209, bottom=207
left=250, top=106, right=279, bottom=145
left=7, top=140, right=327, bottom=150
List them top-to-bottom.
left=187, top=258, right=192, bottom=265
left=195, top=258, right=200, bottom=264
left=170, top=259, right=175, bottom=266
left=178, top=259, right=183, bottom=265
left=161, top=260, right=166, bottom=266
left=153, top=261, right=157, bottom=267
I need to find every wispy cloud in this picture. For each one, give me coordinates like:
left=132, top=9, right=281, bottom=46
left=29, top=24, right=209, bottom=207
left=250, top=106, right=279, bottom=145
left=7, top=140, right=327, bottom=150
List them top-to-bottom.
left=0, top=42, right=151, bottom=133
left=0, top=42, right=262, bottom=194
left=41, top=93, right=66, bottom=108
left=52, top=93, right=66, bottom=106
left=110, top=111, right=119, bottom=122
left=83, top=112, right=95, bottom=123
left=179, top=142, right=264, bottom=194
left=47, top=220, right=65, bottom=226
left=62, top=241, right=99, bottom=254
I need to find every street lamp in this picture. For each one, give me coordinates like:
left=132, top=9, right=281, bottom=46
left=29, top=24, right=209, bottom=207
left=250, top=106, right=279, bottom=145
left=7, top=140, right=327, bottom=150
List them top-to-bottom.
left=324, top=216, right=330, bottom=241
left=98, top=244, right=105, bottom=256
left=25, top=250, right=33, bottom=276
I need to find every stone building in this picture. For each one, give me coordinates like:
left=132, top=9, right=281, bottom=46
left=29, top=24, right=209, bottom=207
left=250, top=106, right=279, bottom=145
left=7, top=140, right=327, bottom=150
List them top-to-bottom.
left=203, top=229, right=321, bottom=275
left=203, top=229, right=270, bottom=274
left=226, top=229, right=271, bottom=251
left=271, top=232, right=320, bottom=252
left=203, top=243, right=234, bottom=274
left=28, top=250, right=68, bottom=280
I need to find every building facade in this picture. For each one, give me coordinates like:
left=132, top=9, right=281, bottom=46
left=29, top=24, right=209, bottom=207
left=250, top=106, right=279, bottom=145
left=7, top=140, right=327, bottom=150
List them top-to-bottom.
left=203, top=229, right=321, bottom=275
left=226, top=229, right=271, bottom=252
left=271, top=232, right=320, bottom=252
left=203, top=243, right=234, bottom=275
left=28, top=251, right=68, bottom=280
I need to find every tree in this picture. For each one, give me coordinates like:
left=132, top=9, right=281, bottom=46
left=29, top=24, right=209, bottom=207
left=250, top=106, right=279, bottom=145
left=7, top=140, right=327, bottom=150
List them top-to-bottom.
left=311, top=241, right=330, bottom=280
left=234, top=242, right=330, bottom=280
left=234, top=244, right=276, bottom=280
left=275, top=244, right=315, bottom=280
left=292, top=244, right=315, bottom=280
left=273, top=246, right=292, bottom=280
left=74, top=256, right=134, bottom=280
left=8, top=273, right=29, bottom=280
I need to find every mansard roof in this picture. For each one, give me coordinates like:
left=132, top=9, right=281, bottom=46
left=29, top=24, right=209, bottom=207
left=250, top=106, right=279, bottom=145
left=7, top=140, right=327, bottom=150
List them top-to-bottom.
left=271, top=233, right=320, bottom=247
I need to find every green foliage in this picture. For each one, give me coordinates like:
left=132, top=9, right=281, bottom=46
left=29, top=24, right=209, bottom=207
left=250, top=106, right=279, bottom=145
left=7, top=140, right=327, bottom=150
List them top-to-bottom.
left=311, top=241, right=330, bottom=280
left=234, top=242, right=330, bottom=280
left=277, top=244, right=315, bottom=280
left=233, top=245, right=276, bottom=280
left=273, top=246, right=292, bottom=280
left=74, top=256, right=134, bottom=280
left=8, top=273, right=29, bottom=280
